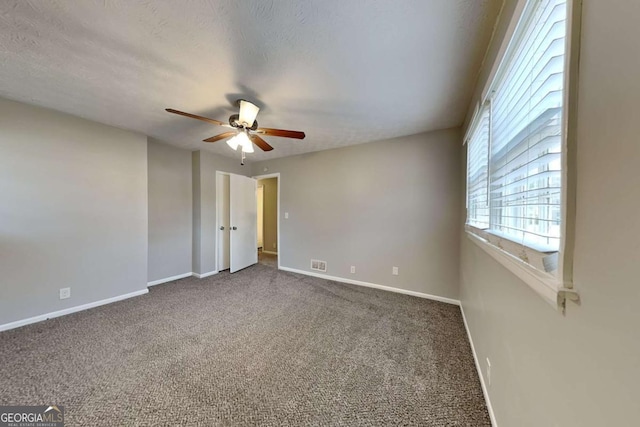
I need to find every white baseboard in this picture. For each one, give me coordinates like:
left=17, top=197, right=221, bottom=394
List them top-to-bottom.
left=262, top=250, right=278, bottom=255
left=278, top=266, right=460, bottom=306
left=148, top=270, right=218, bottom=284
left=193, top=270, right=217, bottom=279
left=147, top=272, right=193, bottom=287
left=0, top=289, right=149, bottom=333
left=460, top=305, right=498, bottom=426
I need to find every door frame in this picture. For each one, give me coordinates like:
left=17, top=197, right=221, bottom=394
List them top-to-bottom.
left=215, top=171, right=231, bottom=272
left=252, top=172, right=281, bottom=270
left=256, top=184, right=264, bottom=249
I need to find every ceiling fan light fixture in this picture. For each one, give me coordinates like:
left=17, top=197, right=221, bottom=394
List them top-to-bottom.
left=238, top=100, right=260, bottom=127
left=226, top=131, right=253, bottom=153
left=238, top=131, right=254, bottom=153
left=226, top=134, right=240, bottom=150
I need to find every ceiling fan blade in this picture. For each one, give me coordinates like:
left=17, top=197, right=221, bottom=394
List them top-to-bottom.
left=166, top=108, right=227, bottom=127
left=255, top=127, right=306, bottom=139
left=203, top=131, right=237, bottom=143
left=249, top=134, right=274, bottom=151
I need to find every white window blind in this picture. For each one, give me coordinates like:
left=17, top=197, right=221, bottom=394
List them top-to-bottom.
left=488, top=0, right=566, bottom=252
left=466, top=104, right=491, bottom=229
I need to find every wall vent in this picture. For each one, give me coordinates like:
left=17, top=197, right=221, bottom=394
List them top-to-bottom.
left=310, top=259, right=327, bottom=272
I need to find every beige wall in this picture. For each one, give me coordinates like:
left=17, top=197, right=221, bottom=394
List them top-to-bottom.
left=459, top=1, right=640, bottom=425
left=0, top=97, right=148, bottom=326
left=252, top=129, right=462, bottom=300
left=147, top=139, right=192, bottom=282
left=257, top=177, right=278, bottom=252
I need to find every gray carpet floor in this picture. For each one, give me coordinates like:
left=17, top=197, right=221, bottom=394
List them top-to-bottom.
left=0, top=263, right=490, bottom=426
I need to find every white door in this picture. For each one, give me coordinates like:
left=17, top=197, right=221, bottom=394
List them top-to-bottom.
left=217, top=174, right=231, bottom=271
left=230, top=174, right=258, bottom=273
left=257, top=185, right=264, bottom=248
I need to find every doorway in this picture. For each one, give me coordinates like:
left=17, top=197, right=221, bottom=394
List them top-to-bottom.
left=216, top=172, right=258, bottom=273
left=253, top=173, right=280, bottom=269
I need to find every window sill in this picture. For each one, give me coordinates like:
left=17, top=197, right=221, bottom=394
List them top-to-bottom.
left=466, top=230, right=578, bottom=312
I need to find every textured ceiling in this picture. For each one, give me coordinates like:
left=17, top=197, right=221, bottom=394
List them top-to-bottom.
left=0, top=0, right=501, bottom=161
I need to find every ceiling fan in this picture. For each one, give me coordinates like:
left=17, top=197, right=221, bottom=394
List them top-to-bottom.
left=166, top=100, right=305, bottom=164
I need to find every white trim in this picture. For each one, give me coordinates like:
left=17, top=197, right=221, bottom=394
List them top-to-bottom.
left=558, top=0, right=581, bottom=290
left=463, top=101, right=480, bottom=144
left=216, top=171, right=231, bottom=273
left=253, top=173, right=281, bottom=270
left=257, top=184, right=264, bottom=249
left=466, top=231, right=565, bottom=310
left=262, top=250, right=278, bottom=255
left=278, top=266, right=460, bottom=306
left=193, top=270, right=217, bottom=279
left=147, top=272, right=193, bottom=287
left=0, top=289, right=149, bottom=332
left=460, top=305, right=498, bottom=427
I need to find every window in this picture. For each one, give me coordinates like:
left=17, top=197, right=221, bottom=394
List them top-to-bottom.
left=464, top=0, right=577, bottom=310
left=489, top=0, right=565, bottom=252
left=466, top=103, right=490, bottom=230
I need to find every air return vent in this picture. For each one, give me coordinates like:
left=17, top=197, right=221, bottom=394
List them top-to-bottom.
left=310, top=259, right=327, bottom=272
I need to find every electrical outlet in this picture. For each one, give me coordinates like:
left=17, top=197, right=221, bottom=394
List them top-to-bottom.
left=285, top=212, right=289, bottom=219
left=350, top=266, right=356, bottom=274
left=392, top=266, right=399, bottom=275
left=59, top=287, right=71, bottom=300
left=486, top=358, right=491, bottom=386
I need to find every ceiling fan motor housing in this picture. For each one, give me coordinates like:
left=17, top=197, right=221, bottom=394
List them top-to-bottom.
left=229, top=113, right=258, bottom=131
